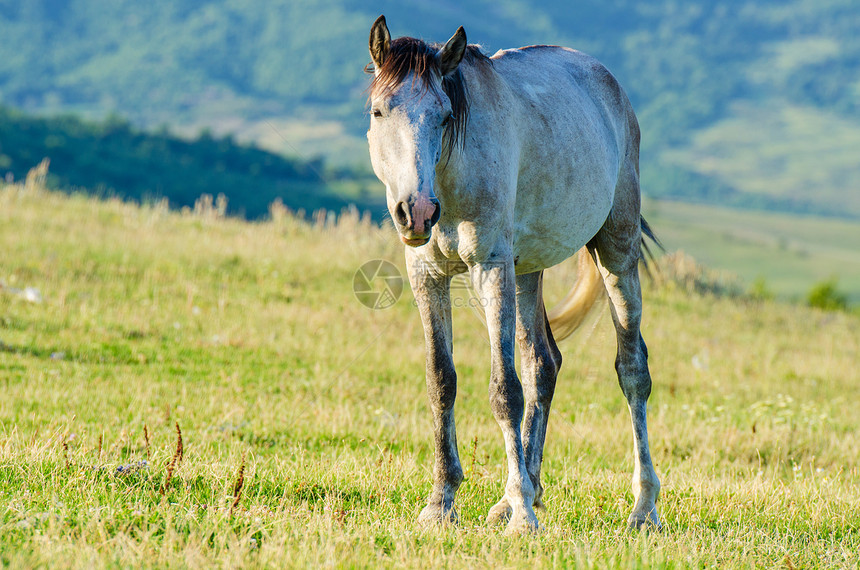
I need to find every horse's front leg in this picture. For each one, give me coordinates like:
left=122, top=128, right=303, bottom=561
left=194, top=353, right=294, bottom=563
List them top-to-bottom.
left=407, top=253, right=463, bottom=525
left=471, top=255, right=539, bottom=534
left=516, top=271, right=562, bottom=511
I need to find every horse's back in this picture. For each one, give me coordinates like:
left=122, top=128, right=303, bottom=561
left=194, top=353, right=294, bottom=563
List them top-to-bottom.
left=487, top=46, right=636, bottom=272
left=493, top=47, right=624, bottom=100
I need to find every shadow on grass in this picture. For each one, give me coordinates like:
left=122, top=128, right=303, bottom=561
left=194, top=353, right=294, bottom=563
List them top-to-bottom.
left=0, top=340, right=146, bottom=365
left=0, top=341, right=58, bottom=360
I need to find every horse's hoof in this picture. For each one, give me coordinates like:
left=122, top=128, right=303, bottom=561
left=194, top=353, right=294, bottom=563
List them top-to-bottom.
left=486, top=498, right=512, bottom=526
left=418, top=504, right=458, bottom=527
left=503, top=508, right=541, bottom=536
left=627, top=509, right=661, bottom=532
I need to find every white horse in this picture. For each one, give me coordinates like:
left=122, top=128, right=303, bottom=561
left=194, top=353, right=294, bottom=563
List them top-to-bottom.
left=366, top=15, right=661, bottom=533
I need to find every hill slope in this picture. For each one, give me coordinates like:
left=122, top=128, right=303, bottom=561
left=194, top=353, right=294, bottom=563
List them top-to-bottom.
left=1, top=0, right=859, bottom=217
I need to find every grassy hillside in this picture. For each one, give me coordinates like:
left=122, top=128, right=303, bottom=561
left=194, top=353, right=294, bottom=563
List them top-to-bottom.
left=1, top=0, right=859, bottom=216
left=657, top=103, right=860, bottom=217
left=1, top=181, right=859, bottom=566
left=644, top=199, right=860, bottom=304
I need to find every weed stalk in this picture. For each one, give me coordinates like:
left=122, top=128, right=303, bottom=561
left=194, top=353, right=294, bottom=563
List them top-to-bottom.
left=160, top=422, right=183, bottom=496
left=230, top=452, right=246, bottom=517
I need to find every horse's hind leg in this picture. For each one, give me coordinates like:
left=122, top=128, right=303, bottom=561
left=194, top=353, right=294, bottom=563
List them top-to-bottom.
left=588, top=176, right=661, bottom=530
left=486, top=271, right=560, bottom=523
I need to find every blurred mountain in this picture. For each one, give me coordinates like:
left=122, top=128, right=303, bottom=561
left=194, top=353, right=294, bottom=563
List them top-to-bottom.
left=1, top=0, right=858, bottom=217
left=0, top=106, right=374, bottom=218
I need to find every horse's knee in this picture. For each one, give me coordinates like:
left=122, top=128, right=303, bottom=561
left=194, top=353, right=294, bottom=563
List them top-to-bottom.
left=518, top=352, right=558, bottom=409
left=426, top=357, right=457, bottom=412
left=489, top=366, right=525, bottom=422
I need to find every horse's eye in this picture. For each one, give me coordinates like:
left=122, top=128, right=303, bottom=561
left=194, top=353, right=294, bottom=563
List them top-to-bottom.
left=372, top=109, right=383, bottom=118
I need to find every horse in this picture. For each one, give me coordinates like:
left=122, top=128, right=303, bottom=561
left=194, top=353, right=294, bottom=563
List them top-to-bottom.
left=365, top=15, right=661, bottom=534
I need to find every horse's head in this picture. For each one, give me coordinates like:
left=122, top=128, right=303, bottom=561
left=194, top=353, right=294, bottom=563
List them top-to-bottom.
left=366, top=16, right=468, bottom=247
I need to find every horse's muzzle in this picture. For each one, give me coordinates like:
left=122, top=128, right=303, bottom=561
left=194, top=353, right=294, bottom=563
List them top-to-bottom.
left=393, top=196, right=440, bottom=245
left=400, top=235, right=430, bottom=247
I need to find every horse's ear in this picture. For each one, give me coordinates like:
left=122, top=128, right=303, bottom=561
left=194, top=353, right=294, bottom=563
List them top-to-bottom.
left=369, top=15, right=391, bottom=70
left=437, top=26, right=467, bottom=77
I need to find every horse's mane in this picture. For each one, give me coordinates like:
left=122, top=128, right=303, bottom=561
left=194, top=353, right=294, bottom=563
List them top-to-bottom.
left=368, top=37, right=492, bottom=159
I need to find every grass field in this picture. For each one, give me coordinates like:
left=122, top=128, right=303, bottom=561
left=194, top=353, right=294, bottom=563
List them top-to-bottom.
left=1, top=183, right=859, bottom=567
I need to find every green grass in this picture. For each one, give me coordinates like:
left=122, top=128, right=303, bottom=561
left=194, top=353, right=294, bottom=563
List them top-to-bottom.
left=1, top=184, right=859, bottom=567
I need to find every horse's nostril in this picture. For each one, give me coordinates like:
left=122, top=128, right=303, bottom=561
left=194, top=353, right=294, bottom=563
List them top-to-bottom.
left=394, top=201, right=410, bottom=227
left=429, top=201, right=441, bottom=227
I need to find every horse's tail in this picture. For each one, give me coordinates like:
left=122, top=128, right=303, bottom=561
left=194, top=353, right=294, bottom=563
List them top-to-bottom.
left=547, top=216, right=662, bottom=341
left=547, top=247, right=604, bottom=342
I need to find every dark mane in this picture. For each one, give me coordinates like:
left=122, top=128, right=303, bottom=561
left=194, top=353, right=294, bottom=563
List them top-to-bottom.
left=367, top=37, right=492, bottom=160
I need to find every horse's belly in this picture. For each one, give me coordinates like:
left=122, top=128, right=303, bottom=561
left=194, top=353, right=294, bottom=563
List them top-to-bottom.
left=510, top=107, right=619, bottom=272
left=512, top=184, right=612, bottom=274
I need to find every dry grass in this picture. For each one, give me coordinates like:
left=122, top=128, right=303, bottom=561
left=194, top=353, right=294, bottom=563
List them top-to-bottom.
left=1, top=180, right=859, bottom=567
